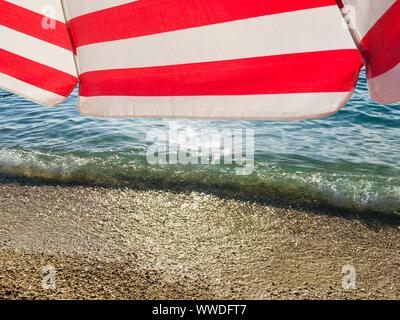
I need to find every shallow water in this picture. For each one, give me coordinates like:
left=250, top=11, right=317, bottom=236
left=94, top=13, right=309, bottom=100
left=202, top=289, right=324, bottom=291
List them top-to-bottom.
left=0, top=70, right=399, bottom=213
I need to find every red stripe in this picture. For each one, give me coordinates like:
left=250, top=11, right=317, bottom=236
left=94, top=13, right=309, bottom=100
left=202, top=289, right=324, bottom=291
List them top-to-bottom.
left=69, top=0, right=336, bottom=49
left=335, top=0, right=344, bottom=9
left=0, top=1, right=72, bottom=51
left=359, top=1, right=400, bottom=78
left=0, top=49, right=77, bottom=96
left=80, top=50, right=361, bottom=97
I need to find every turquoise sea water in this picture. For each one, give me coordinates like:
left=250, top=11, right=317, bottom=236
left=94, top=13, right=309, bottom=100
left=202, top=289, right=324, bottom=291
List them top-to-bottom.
left=0, top=70, right=399, bottom=213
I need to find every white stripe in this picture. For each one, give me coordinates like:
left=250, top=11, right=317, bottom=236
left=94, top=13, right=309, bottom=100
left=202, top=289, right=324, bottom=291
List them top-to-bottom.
left=4, top=0, right=66, bottom=22
left=62, top=0, right=137, bottom=20
left=342, top=0, right=396, bottom=40
left=77, top=6, right=356, bottom=74
left=0, top=26, right=77, bottom=77
left=368, top=63, right=400, bottom=104
left=0, top=72, right=65, bottom=107
left=78, top=92, right=352, bottom=120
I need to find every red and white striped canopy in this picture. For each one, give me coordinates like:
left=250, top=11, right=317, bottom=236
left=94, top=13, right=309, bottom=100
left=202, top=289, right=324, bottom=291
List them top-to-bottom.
left=0, top=0, right=398, bottom=119
left=0, top=0, right=78, bottom=106
left=339, top=0, right=400, bottom=104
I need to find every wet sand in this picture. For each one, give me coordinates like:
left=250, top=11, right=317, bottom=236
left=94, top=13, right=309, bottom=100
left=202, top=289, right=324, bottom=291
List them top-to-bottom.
left=0, top=179, right=399, bottom=300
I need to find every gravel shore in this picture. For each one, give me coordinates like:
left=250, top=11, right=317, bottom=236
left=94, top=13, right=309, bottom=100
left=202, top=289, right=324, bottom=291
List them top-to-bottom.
left=1, top=180, right=399, bottom=299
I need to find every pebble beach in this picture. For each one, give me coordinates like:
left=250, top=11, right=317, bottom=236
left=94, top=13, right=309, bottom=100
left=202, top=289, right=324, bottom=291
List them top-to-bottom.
left=1, top=179, right=399, bottom=300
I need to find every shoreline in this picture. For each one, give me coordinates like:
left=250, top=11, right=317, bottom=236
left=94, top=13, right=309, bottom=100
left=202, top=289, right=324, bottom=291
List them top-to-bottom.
left=1, top=180, right=399, bottom=299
